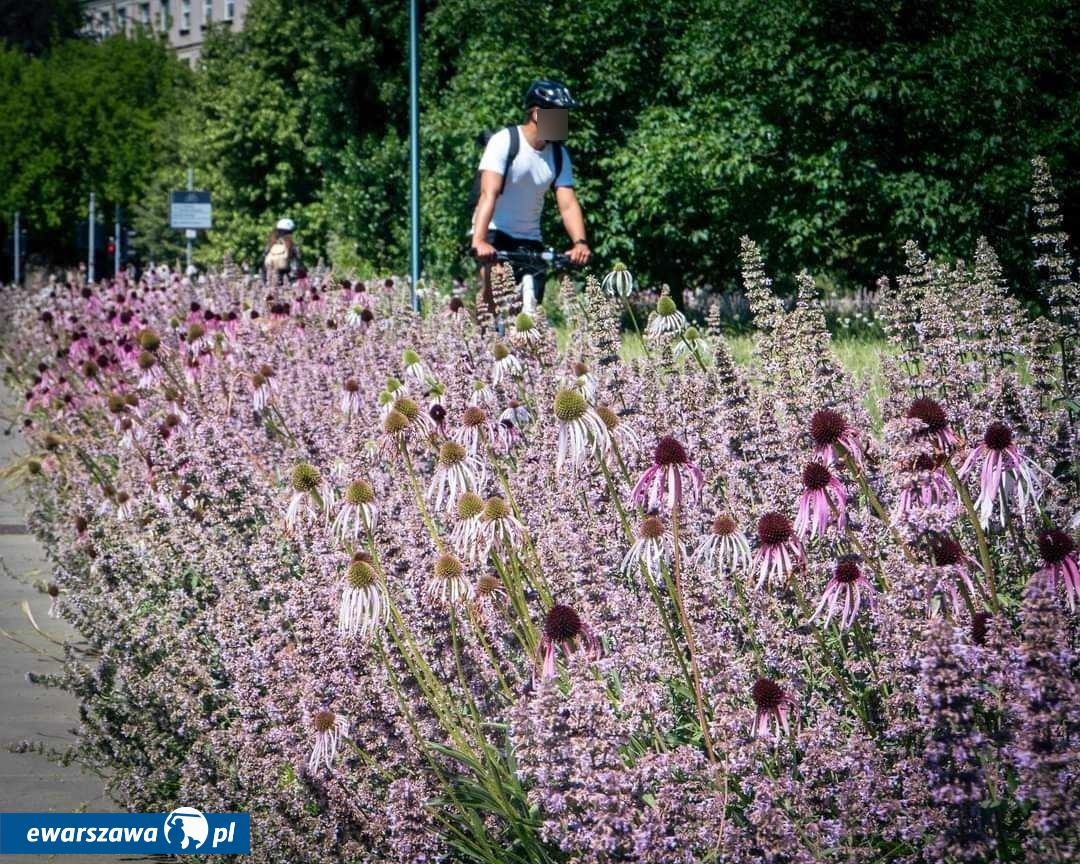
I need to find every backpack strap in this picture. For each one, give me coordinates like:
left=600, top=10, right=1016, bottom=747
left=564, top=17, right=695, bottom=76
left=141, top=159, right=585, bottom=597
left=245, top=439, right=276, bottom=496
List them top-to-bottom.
left=500, top=125, right=520, bottom=196
left=552, top=142, right=565, bottom=189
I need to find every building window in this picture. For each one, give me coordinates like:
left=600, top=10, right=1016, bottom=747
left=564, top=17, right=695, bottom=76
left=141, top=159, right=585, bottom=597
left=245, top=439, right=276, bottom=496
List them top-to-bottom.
left=180, top=0, right=191, bottom=32
left=203, top=0, right=213, bottom=26
left=159, top=1, right=169, bottom=32
left=224, top=1, right=235, bottom=21
left=139, top=3, right=151, bottom=26
left=117, top=7, right=127, bottom=33
left=99, top=11, right=111, bottom=38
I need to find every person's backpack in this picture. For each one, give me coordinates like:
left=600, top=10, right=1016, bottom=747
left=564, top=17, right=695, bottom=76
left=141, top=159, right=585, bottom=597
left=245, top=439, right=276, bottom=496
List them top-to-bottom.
left=467, top=126, right=565, bottom=224
left=264, top=239, right=290, bottom=272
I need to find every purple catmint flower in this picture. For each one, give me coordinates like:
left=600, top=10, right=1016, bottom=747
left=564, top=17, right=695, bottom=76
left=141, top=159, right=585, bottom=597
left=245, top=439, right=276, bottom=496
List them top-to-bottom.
left=906, top=396, right=960, bottom=454
left=809, top=408, right=864, bottom=467
left=958, top=421, right=1046, bottom=528
left=630, top=436, right=704, bottom=514
left=794, top=460, right=847, bottom=539
left=751, top=511, right=805, bottom=589
left=1031, top=528, right=1079, bottom=612
left=809, top=555, right=875, bottom=629
left=538, top=603, right=600, bottom=680
left=751, top=677, right=796, bottom=739
left=307, top=709, right=349, bottom=772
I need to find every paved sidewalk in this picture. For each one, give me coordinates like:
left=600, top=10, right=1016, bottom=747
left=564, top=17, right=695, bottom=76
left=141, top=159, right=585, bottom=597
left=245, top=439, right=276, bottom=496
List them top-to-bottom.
left=0, top=397, right=124, bottom=862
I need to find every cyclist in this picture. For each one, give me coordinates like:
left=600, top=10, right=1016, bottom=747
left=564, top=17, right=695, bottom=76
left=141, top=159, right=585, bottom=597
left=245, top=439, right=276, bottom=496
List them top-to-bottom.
left=471, top=79, right=592, bottom=315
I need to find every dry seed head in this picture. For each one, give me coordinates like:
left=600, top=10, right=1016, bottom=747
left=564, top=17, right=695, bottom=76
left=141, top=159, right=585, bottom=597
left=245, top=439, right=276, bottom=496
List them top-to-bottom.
left=553, top=389, right=588, bottom=422
left=291, top=462, right=321, bottom=493
left=345, top=480, right=375, bottom=505
left=347, top=560, right=377, bottom=589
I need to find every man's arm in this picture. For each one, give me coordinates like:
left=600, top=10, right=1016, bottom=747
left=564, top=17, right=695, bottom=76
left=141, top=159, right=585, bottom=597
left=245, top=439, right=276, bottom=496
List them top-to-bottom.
left=471, top=170, right=504, bottom=260
left=555, top=186, right=590, bottom=265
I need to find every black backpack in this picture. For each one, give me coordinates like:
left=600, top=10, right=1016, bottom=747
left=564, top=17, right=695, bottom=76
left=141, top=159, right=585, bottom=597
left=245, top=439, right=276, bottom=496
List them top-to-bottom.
left=467, top=125, right=565, bottom=219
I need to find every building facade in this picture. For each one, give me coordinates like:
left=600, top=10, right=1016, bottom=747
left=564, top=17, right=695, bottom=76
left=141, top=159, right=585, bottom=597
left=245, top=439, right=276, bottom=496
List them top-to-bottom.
left=79, top=1, right=249, bottom=65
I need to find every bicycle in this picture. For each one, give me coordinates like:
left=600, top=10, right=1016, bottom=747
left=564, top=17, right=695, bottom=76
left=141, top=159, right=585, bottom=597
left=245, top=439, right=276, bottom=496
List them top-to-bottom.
left=469, top=247, right=575, bottom=315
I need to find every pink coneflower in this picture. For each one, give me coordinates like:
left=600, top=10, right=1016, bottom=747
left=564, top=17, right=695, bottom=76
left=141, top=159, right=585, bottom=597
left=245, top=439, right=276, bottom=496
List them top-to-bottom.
left=645, top=294, right=687, bottom=338
left=509, top=311, right=542, bottom=349
left=491, top=343, right=523, bottom=386
left=402, top=349, right=429, bottom=386
left=136, top=350, right=163, bottom=389
left=566, top=360, right=598, bottom=405
left=252, top=364, right=278, bottom=411
left=339, top=378, right=362, bottom=419
left=377, top=378, right=408, bottom=420
left=467, top=379, right=498, bottom=409
left=553, top=388, right=609, bottom=471
left=906, top=397, right=960, bottom=453
left=498, top=401, right=532, bottom=430
left=453, top=405, right=512, bottom=457
left=594, top=405, right=639, bottom=465
left=809, top=408, right=864, bottom=468
left=958, top=421, right=1046, bottom=528
left=630, top=436, right=704, bottom=514
left=426, top=441, right=486, bottom=514
left=891, top=453, right=957, bottom=525
left=794, top=461, right=847, bottom=539
left=285, top=462, right=330, bottom=530
left=331, top=479, right=378, bottom=541
left=450, top=491, right=485, bottom=561
left=476, top=495, right=528, bottom=558
left=751, top=511, right=805, bottom=589
left=692, top=513, right=752, bottom=576
left=621, top=514, right=682, bottom=580
left=1031, top=528, right=1079, bottom=612
left=927, top=534, right=981, bottom=617
left=427, top=553, right=475, bottom=605
left=338, top=555, right=388, bottom=639
left=810, top=556, right=875, bottom=629
left=470, top=572, right=508, bottom=621
left=47, top=583, right=61, bottom=618
left=538, top=603, right=601, bottom=680
left=751, top=677, right=796, bottom=739
left=308, top=709, right=349, bottom=772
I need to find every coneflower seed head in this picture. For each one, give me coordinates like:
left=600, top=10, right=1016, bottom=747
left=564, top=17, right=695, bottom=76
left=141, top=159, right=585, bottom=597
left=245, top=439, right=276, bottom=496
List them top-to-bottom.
left=656, top=296, right=678, bottom=317
left=492, top=343, right=510, bottom=361
left=137, top=351, right=156, bottom=370
left=553, top=389, right=588, bottom=422
left=394, top=397, right=420, bottom=421
left=907, top=397, right=948, bottom=432
left=596, top=405, right=619, bottom=431
left=383, top=410, right=409, bottom=435
left=983, top=421, right=1014, bottom=450
left=654, top=435, right=688, bottom=466
left=438, top=441, right=467, bottom=466
left=802, top=461, right=833, bottom=490
left=291, top=462, right=321, bottom=493
left=345, top=480, right=374, bottom=505
left=456, top=492, right=484, bottom=520
left=482, top=496, right=510, bottom=522
left=757, top=512, right=793, bottom=546
left=712, top=514, right=738, bottom=536
left=639, top=515, right=665, bottom=540
left=1037, top=529, right=1075, bottom=565
left=930, top=535, right=964, bottom=567
left=434, top=554, right=464, bottom=582
left=834, top=556, right=861, bottom=583
left=347, top=560, right=377, bottom=589
left=544, top=604, right=583, bottom=641
left=751, top=677, right=784, bottom=709
left=312, top=710, right=337, bottom=733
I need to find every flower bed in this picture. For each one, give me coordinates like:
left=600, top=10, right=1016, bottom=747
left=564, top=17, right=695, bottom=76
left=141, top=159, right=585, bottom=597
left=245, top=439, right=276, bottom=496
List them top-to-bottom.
left=2, top=230, right=1077, bottom=862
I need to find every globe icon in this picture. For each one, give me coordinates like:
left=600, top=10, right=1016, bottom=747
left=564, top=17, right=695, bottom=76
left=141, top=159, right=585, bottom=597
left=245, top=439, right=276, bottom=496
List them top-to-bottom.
left=163, top=807, right=210, bottom=850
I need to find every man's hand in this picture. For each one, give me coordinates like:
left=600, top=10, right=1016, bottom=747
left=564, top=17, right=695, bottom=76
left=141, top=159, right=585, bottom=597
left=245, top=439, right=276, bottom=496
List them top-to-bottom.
left=472, top=239, right=497, bottom=262
left=566, top=241, right=591, bottom=266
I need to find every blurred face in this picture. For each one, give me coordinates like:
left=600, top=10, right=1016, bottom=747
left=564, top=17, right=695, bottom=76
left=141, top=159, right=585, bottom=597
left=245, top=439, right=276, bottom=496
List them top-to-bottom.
left=535, top=107, right=569, bottom=141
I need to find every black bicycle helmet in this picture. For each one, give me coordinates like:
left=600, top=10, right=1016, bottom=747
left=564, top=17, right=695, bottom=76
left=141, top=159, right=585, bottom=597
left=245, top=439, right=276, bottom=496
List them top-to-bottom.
left=523, top=79, right=579, bottom=110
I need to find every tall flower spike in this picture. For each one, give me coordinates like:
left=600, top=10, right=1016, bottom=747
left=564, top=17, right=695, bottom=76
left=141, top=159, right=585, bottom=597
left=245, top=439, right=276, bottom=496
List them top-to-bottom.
left=958, top=421, right=1046, bottom=529
left=630, top=436, right=704, bottom=514
left=794, top=461, right=847, bottom=539
left=751, top=511, right=805, bottom=589
left=1031, top=528, right=1079, bottom=612
left=338, top=555, right=389, bottom=639
left=809, top=556, right=875, bottom=629
left=538, top=603, right=601, bottom=680
left=751, top=677, right=796, bottom=739
left=308, top=709, right=349, bottom=772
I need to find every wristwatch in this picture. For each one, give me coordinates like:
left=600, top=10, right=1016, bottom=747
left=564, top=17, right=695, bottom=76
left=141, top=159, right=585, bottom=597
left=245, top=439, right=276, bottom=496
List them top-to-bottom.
left=573, top=239, right=588, bottom=247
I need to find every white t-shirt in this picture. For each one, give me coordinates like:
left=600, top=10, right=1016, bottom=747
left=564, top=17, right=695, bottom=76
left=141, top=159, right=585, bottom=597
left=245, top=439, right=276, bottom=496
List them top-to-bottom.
left=478, top=126, right=574, bottom=241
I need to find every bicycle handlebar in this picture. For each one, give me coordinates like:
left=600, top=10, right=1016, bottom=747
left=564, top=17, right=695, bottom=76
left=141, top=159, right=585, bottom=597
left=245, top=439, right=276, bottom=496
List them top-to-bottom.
left=468, top=247, right=574, bottom=270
